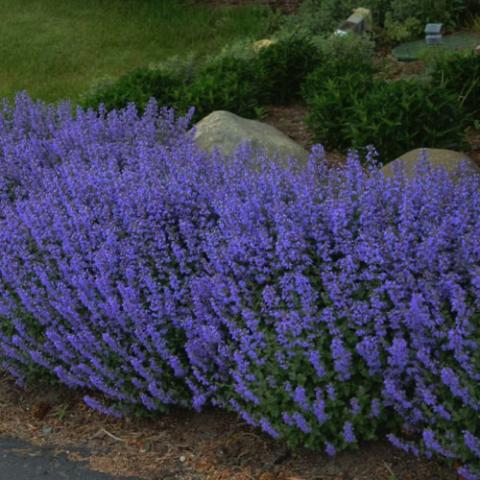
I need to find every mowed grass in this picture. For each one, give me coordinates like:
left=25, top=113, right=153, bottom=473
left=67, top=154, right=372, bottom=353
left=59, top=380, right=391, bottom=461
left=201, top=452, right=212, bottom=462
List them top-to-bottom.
left=0, top=0, right=280, bottom=103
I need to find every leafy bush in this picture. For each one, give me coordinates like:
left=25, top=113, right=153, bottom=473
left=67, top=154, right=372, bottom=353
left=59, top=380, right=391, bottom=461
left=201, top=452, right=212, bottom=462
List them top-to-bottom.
left=382, top=14, right=423, bottom=43
left=82, top=32, right=323, bottom=120
left=256, top=32, right=321, bottom=105
left=311, top=32, right=375, bottom=66
left=300, top=33, right=375, bottom=101
left=429, top=51, right=480, bottom=124
left=175, top=55, right=267, bottom=122
left=80, top=66, right=184, bottom=114
left=301, top=71, right=374, bottom=151
left=303, top=74, right=468, bottom=160
left=346, top=79, right=468, bottom=159
left=2, top=94, right=480, bottom=479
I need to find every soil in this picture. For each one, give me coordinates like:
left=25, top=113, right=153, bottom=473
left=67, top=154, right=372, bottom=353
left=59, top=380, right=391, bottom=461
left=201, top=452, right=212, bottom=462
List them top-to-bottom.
left=260, top=103, right=347, bottom=166
left=0, top=371, right=458, bottom=480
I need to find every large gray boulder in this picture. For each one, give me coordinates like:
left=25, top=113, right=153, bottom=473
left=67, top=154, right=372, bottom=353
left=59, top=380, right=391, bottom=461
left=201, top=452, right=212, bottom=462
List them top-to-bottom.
left=190, top=110, right=309, bottom=165
left=381, top=148, right=479, bottom=178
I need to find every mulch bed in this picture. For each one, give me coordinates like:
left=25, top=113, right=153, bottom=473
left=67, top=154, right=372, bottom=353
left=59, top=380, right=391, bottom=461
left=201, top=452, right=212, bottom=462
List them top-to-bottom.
left=0, top=371, right=457, bottom=480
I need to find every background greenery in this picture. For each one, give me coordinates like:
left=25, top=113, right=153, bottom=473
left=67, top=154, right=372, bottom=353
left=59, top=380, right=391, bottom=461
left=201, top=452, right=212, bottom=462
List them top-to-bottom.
left=0, top=0, right=281, bottom=102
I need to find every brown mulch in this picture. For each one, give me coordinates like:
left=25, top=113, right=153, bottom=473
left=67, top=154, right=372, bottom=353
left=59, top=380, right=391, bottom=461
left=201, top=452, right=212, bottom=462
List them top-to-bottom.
left=373, top=55, right=427, bottom=81
left=260, top=103, right=347, bottom=166
left=0, top=371, right=457, bottom=480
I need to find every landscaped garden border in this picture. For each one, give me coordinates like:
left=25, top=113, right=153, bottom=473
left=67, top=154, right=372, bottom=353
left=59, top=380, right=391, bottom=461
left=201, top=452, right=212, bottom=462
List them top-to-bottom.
left=1, top=93, right=480, bottom=478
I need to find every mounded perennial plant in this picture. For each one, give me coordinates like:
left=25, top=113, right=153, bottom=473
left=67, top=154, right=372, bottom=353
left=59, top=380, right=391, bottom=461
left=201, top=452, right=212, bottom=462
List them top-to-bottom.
left=1, top=93, right=480, bottom=478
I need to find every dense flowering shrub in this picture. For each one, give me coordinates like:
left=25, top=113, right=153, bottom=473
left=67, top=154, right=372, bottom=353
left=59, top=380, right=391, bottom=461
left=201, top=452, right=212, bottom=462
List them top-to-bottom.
left=0, top=93, right=204, bottom=413
left=1, top=94, right=480, bottom=477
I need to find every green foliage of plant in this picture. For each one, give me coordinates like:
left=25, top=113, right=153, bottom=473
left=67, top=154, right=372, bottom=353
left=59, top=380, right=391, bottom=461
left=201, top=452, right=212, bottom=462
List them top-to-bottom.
left=279, top=0, right=477, bottom=42
left=388, top=0, right=472, bottom=30
left=382, top=14, right=423, bottom=43
left=473, top=16, right=480, bottom=34
left=82, top=32, right=325, bottom=120
left=256, top=32, right=321, bottom=105
left=311, top=33, right=376, bottom=65
left=300, top=36, right=375, bottom=101
left=428, top=51, right=480, bottom=124
left=174, top=55, right=267, bottom=123
left=80, top=67, right=183, bottom=113
left=302, top=72, right=375, bottom=151
left=304, top=73, right=468, bottom=161
left=346, top=79, right=468, bottom=160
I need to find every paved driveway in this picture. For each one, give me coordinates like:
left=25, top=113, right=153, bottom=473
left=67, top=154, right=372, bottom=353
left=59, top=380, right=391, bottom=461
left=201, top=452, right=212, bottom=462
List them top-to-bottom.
left=0, top=436, right=138, bottom=480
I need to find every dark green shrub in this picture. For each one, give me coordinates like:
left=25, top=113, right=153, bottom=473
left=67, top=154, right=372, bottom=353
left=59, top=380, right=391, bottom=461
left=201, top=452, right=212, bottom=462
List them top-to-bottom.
left=382, top=14, right=423, bottom=43
left=81, top=32, right=325, bottom=120
left=256, top=32, right=321, bottom=105
left=311, top=33, right=375, bottom=65
left=300, top=35, right=375, bottom=101
left=429, top=51, right=480, bottom=123
left=174, top=55, right=266, bottom=122
left=81, top=67, right=182, bottom=113
left=302, top=72, right=374, bottom=151
left=304, top=75, right=468, bottom=161
left=345, top=79, right=468, bottom=160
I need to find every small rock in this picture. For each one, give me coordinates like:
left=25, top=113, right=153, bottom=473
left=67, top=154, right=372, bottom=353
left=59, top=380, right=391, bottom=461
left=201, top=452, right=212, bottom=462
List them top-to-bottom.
left=253, top=38, right=277, bottom=52
left=191, top=110, right=309, bottom=166
left=381, top=148, right=479, bottom=179
left=42, top=426, right=53, bottom=435
left=179, top=455, right=186, bottom=463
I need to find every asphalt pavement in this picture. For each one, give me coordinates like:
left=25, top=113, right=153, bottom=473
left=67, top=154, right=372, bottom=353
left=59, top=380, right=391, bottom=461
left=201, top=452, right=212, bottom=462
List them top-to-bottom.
left=0, top=436, right=138, bottom=480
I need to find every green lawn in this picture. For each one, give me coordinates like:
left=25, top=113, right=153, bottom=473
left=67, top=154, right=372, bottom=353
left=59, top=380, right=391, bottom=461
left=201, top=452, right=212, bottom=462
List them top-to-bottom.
left=0, top=0, right=280, bottom=103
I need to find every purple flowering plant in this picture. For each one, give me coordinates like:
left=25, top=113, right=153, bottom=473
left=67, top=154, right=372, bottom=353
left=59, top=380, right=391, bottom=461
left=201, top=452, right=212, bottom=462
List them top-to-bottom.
left=1, top=93, right=480, bottom=477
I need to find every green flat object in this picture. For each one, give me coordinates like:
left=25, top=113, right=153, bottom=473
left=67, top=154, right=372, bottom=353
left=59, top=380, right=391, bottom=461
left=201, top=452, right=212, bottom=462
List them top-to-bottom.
left=392, top=31, right=480, bottom=61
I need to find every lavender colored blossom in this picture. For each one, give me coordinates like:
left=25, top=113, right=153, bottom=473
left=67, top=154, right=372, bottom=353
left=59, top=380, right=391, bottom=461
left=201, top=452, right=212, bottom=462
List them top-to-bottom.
left=0, top=93, right=480, bottom=475
left=293, top=386, right=310, bottom=412
left=292, top=412, right=312, bottom=434
left=260, top=418, right=280, bottom=439
left=343, top=422, right=356, bottom=444
left=464, top=431, right=480, bottom=458
left=325, top=442, right=336, bottom=457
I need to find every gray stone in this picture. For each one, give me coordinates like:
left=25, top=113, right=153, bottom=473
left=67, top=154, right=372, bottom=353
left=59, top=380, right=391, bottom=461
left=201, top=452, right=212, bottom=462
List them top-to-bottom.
left=190, top=110, right=309, bottom=166
left=381, top=148, right=479, bottom=179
